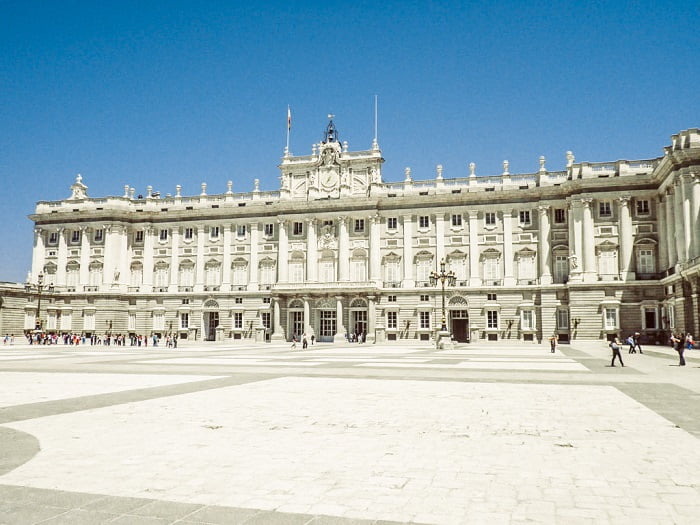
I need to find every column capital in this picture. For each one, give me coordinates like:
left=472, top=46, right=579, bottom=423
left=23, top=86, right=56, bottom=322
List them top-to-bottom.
left=617, top=195, right=631, bottom=207
left=580, top=197, right=593, bottom=208
left=537, top=205, right=551, bottom=214
left=467, top=210, right=479, bottom=219
left=370, top=214, right=381, bottom=224
left=336, top=216, right=348, bottom=225
left=305, top=217, right=317, bottom=225
left=277, top=218, right=287, bottom=226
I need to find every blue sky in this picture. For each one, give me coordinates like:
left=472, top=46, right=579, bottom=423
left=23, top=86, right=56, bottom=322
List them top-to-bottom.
left=1, top=0, right=698, bottom=282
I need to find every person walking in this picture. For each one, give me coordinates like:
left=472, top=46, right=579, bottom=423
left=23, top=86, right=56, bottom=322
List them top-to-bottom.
left=633, top=332, right=643, bottom=354
left=671, top=333, right=685, bottom=366
left=302, top=334, right=308, bottom=349
left=549, top=334, right=558, bottom=353
left=290, top=335, right=297, bottom=350
left=626, top=335, right=636, bottom=354
left=610, top=337, right=624, bottom=367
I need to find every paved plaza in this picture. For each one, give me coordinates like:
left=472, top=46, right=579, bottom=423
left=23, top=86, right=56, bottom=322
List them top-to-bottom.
left=1, top=340, right=699, bottom=524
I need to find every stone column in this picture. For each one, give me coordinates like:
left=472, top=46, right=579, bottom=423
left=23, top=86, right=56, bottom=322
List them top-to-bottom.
left=681, top=174, right=693, bottom=262
left=693, top=174, right=700, bottom=260
left=674, top=180, right=685, bottom=263
left=665, top=189, right=677, bottom=268
left=657, top=195, right=668, bottom=271
left=617, top=196, right=633, bottom=280
left=581, top=199, right=596, bottom=282
left=568, top=204, right=582, bottom=282
left=538, top=206, right=552, bottom=284
left=503, top=210, right=515, bottom=286
left=468, top=211, right=480, bottom=286
left=435, top=213, right=446, bottom=264
left=402, top=214, right=414, bottom=287
left=369, top=215, right=381, bottom=284
left=338, top=217, right=350, bottom=281
left=306, top=218, right=318, bottom=282
left=278, top=219, right=288, bottom=283
left=248, top=221, right=259, bottom=291
left=222, top=224, right=232, bottom=291
left=102, top=225, right=115, bottom=289
left=116, top=225, right=129, bottom=289
left=195, top=225, right=205, bottom=292
left=142, top=226, right=154, bottom=292
left=169, top=226, right=179, bottom=292
left=79, top=227, right=90, bottom=288
left=31, top=228, right=46, bottom=284
left=56, top=228, right=68, bottom=287
left=366, top=295, right=376, bottom=343
left=333, top=296, right=344, bottom=341
left=303, top=297, right=312, bottom=336
left=271, top=299, right=284, bottom=341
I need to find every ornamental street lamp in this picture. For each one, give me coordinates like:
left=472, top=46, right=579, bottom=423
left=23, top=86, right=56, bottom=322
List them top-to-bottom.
left=429, top=259, right=456, bottom=333
left=25, top=272, right=54, bottom=332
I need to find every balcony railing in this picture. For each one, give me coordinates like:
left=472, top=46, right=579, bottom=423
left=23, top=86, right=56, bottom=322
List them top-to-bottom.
left=273, top=281, right=376, bottom=292
left=383, top=281, right=402, bottom=288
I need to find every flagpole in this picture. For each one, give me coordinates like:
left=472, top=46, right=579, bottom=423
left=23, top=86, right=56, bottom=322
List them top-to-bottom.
left=285, top=105, right=291, bottom=156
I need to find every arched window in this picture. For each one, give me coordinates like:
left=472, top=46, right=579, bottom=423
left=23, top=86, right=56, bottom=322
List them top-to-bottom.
left=350, top=248, right=367, bottom=282
left=319, top=249, right=336, bottom=282
left=289, top=252, right=305, bottom=283
left=231, top=258, right=248, bottom=286
left=179, top=260, right=195, bottom=287
left=205, top=260, right=221, bottom=287
left=89, top=261, right=103, bottom=287
left=130, top=262, right=143, bottom=286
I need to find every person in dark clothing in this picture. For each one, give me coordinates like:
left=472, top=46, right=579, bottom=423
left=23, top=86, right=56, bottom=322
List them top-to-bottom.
left=633, top=332, right=643, bottom=354
left=671, top=333, right=685, bottom=366
left=610, top=337, right=624, bottom=367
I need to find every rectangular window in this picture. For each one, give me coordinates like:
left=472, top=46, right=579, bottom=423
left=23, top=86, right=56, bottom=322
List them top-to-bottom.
left=636, top=199, right=650, bottom=215
left=599, top=201, right=612, bottom=217
left=554, top=209, right=566, bottom=224
left=519, top=211, right=531, bottom=225
left=485, top=212, right=496, bottom=226
left=451, top=214, right=462, bottom=227
left=419, top=215, right=430, bottom=229
left=387, top=217, right=398, bottom=230
left=354, top=219, right=365, bottom=232
left=323, top=220, right=333, bottom=227
left=293, top=222, right=303, bottom=235
left=264, top=223, right=274, bottom=237
left=237, top=225, right=246, bottom=238
left=210, top=226, right=220, bottom=239
left=184, top=228, right=193, bottom=240
left=94, top=229, right=104, bottom=242
left=159, top=229, right=168, bottom=241
left=71, top=230, right=81, bottom=244
left=135, top=230, right=144, bottom=243
left=48, top=232, right=59, bottom=245
left=638, top=249, right=655, bottom=274
left=598, top=251, right=618, bottom=276
left=554, top=255, right=569, bottom=283
left=487, top=293, right=497, bottom=301
left=420, top=294, right=429, bottom=302
left=387, top=295, right=397, bottom=302
left=234, top=297, right=243, bottom=304
left=263, top=297, right=271, bottom=304
left=644, top=307, right=657, bottom=330
left=604, top=308, right=618, bottom=330
left=557, top=309, right=569, bottom=329
left=487, top=310, right=498, bottom=329
left=521, top=310, right=534, bottom=330
left=387, top=311, right=397, bottom=329
left=419, top=311, right=430, bottom=329
left=153, top=312, right=164, bottom=330
left=233, top=312, right=243, bottom=329
left=261, top=312, right=271, bottom=329
left=128, top=313, right=136, bottom=331
left=180, top=313, right=189, bottom=329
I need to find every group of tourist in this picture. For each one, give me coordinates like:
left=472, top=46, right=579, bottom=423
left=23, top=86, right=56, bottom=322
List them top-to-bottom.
left=13, top=331, right=180, bottom=348
left=608, top=331, right=695, bottom=367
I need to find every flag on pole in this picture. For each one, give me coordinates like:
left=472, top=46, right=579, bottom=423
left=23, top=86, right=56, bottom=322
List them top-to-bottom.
left=287, top=106, right=291, bottom=130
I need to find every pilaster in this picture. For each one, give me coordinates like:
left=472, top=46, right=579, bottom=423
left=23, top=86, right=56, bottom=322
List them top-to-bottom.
left=617, top=196, right=633, bottom=280
left=581, top=198, right=596, bottom=282
left=538, top=206, right=552, bottom=284
left=503, top=210, right=515, bottom=286
left=468, top=211, right=481, bottom=286
left=402, top=214, right=414, bottom=287
left=369, top=215, right=381, bottom=284
left=338, top=216, right=350, bottom=281
left=306, top=218, right=318, bottom=282
left=278, top=219, right=289, bottom=283
left=248, top=221, right=259, bottom=291
left=222, top=224, right=232, bottom=290
left=195, top=225, right=205, bottom=292
left=79, top=226, right=90, bottom=288
left=142, top=226, right=154, bottom=292
left=169, top=227, right=179, bottom=292
left=56, top=228, right=67, bottom=287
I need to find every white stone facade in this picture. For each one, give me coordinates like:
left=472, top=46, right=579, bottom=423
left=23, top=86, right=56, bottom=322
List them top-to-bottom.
left=13, top=123, right=700, bottom=344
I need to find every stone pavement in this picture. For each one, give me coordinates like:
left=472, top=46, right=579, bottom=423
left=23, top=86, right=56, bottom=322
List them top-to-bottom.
left=0, top=340, right=699, bottom=524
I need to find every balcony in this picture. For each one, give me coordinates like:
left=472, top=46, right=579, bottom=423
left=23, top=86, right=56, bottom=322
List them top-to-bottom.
left=636, top=273, right=660, bottom=281
left=517, top=279, right=537, bottom=285
left=485, top=280, right=503, bottom=286
left=273, top=281, right=377, bottom=293
left=383, top=281, right=402, bottom=288
left=83, top=286, right=99, bottom=292
left=128, top=286, right=140, bottom=292
left=179, top=286, right=193, bottom=292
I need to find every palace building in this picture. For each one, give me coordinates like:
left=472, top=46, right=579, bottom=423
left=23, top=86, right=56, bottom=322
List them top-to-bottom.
left=5, top=121, right=700, bottom=344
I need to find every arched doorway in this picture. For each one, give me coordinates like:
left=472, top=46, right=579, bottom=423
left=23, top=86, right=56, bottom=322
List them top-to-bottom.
left=449, top=296, right=470, bottom=342
left=349, top=297, right=368, bottom=341
left=315, top=298, right=336, bottom=343
left=203, top=299, right=219, bottom=341
left=287, top=299, right=304, bottom=341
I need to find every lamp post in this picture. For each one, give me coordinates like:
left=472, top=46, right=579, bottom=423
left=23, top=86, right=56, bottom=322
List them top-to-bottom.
left=429, top=259, right=456, bottom=335
left=25, top=272, right=54, bottom=332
